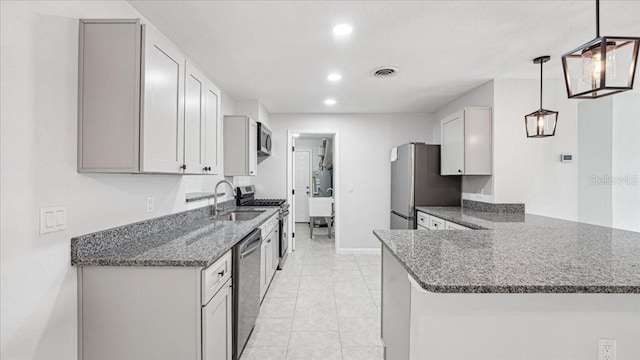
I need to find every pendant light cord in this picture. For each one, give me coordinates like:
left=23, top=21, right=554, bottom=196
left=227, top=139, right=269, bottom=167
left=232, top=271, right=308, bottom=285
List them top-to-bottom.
left=595, top=0, right=600, bottom=37
left=539, top=60, right=543, bottom=110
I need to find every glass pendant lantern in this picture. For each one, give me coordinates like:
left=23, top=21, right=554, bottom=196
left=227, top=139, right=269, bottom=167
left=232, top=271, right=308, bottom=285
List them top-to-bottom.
left=561, top=0, right=640, bottom=99
left=525, top=56, right=558, bottom=138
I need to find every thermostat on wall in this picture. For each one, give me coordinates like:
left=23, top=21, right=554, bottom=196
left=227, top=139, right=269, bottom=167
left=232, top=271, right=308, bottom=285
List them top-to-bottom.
left=561, top=154, right=573, bottom=163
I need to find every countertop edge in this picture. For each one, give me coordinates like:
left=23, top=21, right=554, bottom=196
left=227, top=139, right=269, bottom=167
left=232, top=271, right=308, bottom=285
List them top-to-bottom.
left=72, top=207, right=277, bottom=268
left=373, top=230, right=640, bottom=294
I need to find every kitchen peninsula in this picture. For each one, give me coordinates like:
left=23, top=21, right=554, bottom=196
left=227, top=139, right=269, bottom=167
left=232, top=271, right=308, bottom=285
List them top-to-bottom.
left=375, top=205, right=640, bottom=360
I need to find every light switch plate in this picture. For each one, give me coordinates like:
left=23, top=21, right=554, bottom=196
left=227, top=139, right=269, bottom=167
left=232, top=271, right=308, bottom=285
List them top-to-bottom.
left=40, top=206, right=67, bottom=234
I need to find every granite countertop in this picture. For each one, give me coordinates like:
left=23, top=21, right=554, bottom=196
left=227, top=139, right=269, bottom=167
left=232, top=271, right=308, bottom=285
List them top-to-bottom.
left=71, top=204, right=279, bottom=268
left=374, top=206, right=640, bottom=294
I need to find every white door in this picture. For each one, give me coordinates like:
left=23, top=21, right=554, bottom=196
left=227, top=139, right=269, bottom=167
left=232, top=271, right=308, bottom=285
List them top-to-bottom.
left=141, top=26, right=185, bottom=173
left=183, top=62, right=205, bottom=174
left=204, top=80, right=221, bottom=174
left=441, top=112, right=465, bottom=175
left=248, top=119, right=258, bottom=176
left=294, top=150, right=311, bottom=223
left=202, top=280, right=232, bottom=360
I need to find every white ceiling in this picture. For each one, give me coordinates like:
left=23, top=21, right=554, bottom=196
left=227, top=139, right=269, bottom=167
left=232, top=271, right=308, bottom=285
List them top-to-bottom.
left=128, top=1, right=640, bottom=113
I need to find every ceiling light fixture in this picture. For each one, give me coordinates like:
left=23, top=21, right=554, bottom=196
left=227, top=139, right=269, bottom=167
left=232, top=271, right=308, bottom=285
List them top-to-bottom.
left=561, top=0, right=639, bottom=99
left=332, top=24, right=352, bottom=36
left=525, top=56, right=558, bottom=138
left=328, top=73, right=342, bottom=82
left=324, top=98, right=337, bottom=106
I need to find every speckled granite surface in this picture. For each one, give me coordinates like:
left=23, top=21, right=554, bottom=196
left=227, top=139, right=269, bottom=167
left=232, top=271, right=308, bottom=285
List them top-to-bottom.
left=462, top=199, right=525, bottom=213
left=71, top=201, right=278, bottom=267
left=376, top=207, right=640, bottom=293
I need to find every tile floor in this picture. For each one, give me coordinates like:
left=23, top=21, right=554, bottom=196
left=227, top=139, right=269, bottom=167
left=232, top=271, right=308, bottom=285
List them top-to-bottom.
left=240, top=223, right=384, bottom=360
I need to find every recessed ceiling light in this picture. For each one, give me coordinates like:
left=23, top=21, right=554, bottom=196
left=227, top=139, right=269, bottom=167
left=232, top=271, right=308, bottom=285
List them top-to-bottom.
left=332, top=24, right=352, bottom=36
left=328, top=73, right=342, bottom=82
left=324, top=98, right=337, bottom=106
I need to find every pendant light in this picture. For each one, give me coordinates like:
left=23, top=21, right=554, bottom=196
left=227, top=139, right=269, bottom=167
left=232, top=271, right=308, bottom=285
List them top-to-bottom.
left=561, top=0, right=640, bottom=99
left=525, top=56, right=558, bottom=138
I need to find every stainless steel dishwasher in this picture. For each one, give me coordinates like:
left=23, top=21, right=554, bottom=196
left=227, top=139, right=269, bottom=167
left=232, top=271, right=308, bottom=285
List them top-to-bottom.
left=233, top=229, right=262, bottom=360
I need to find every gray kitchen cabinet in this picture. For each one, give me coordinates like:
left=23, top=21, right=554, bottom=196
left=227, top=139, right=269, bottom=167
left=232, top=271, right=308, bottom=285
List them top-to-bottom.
left=78, top=19, right=185, bottom=173
left=184, top=62, right=222, bottom=174
left=184, top=62, right=207, bottom=174
left=204, top=79, right=222, bottom=175
left=440, top=107, right=492, bottom=175
left=223, top=116, right=258, bottom=176
left=259, top=214, right=279, bottom=301
left=382, top=245, right=411, bottom=360
left=78, top=251, right=233, bottom=360
left=202, top=279, right=232, bottom=360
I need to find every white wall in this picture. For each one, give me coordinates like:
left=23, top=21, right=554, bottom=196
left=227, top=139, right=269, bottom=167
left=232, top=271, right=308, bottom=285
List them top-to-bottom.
left=0, top=2, right=236, bottom=359
left=492, top=79, right=578, bottom=221
left=578, top=94, right=640, bottom=232
left=611, top=94, right=640, bottom=232
left=578, top=97, right=613, bottom=227
left=254, top=113, right=432, bottom=250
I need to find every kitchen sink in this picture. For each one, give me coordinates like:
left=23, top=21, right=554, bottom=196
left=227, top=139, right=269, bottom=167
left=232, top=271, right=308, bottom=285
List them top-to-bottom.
left=216, top=211, right=264, bottom=221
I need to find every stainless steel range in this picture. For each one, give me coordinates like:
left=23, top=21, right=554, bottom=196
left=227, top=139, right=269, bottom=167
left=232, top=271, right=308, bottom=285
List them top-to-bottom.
left=236, top=186, right=290, bottom=269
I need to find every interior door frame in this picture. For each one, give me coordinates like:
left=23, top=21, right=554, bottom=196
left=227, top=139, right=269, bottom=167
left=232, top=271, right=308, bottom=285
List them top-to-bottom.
left=287, top=129, right=340, bottom=254
left=293, top=149, right=312, bottom=224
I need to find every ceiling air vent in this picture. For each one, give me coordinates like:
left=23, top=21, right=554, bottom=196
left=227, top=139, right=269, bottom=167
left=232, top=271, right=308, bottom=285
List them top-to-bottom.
left=372, top=67, right=398, bottom=78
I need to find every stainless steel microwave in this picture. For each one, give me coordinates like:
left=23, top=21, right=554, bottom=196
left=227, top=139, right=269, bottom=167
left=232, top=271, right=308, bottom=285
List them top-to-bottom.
left=257, top=122, right=272, bottom=156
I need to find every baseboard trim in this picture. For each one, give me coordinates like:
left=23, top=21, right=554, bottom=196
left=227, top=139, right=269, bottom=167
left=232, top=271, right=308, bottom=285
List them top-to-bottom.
left=336, top=248, right=381, bottom=255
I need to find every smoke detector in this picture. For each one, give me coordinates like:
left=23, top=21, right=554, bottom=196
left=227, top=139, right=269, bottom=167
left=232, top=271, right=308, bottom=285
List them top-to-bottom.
left=371, top=66, right=398, bottom=78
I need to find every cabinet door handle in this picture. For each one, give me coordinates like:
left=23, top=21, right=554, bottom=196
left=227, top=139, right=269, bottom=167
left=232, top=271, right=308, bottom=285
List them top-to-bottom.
left=180, top=164, right=187, bottom=170
left=457, top=169, right=462, bottom=173
left=218, top=270, right=225, bottom=277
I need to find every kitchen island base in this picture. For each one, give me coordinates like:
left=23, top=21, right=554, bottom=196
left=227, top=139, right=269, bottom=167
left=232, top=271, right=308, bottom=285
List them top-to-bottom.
left=382, top=247, right=640, bottom=360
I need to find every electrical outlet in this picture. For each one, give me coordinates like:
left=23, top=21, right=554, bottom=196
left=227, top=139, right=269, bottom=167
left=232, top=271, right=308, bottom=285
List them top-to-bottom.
left=146, top=197, right=154, bottom=213
left=598, top=339, right=616, bottom=360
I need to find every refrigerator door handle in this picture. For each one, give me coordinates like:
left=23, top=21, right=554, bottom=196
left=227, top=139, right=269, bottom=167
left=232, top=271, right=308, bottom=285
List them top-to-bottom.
left=391, top=210, right=415, bottom=220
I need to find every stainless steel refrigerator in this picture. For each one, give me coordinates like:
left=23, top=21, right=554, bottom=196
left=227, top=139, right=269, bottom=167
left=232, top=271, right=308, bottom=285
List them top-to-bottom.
left=390, top=143, right=461, bottom=229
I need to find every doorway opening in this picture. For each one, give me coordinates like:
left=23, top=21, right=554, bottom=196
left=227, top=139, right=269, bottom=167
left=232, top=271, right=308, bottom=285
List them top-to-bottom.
left=287, top=130, right=339, bottom=253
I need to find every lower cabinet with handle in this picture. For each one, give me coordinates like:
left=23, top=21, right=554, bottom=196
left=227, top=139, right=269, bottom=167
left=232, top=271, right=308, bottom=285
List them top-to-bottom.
left=417, top=211, right=471, bottom=231
left=260, top=213, right=279, bottom=301
left=78, top=251, right=233, bottom=360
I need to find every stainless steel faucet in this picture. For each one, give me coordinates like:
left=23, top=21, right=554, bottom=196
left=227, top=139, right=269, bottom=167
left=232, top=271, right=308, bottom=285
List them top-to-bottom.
left=214, top=180, right=236, bottom=216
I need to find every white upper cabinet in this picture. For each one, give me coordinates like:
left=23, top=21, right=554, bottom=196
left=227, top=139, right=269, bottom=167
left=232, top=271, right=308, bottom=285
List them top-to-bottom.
left=78, top=19, right=222, bottom=175
left=141, top=26, right=186, bottom=173
left=183, top=62, right=206, bottom=174
left=183, top=63, right=221, bottom=175
left=204, top=80, right=221, bottom=174
left=440, top=107, right=492, bottom=175
left=223, top=116, right=258, bottom=176
left=248, top=120, right=258, bottom=176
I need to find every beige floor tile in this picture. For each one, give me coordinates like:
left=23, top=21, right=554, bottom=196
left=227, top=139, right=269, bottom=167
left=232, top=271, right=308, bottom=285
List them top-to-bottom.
left=331, top=270, right=365, bottom=283
left=265, top=281, right=299, bottom=299
left=333, top=281, right=371, bottom=299
left=335, top=295, right=379, bottom=318
left=259, top=296, right=297, bottom=318
left=292, top=312, right=340, bottom=332
left=338, top=317, right=383, bottom=346
left=247, top=318, right=292, bottom=347
left=286, top=331, right=342, bottom=360
left=240, top=346, right=288, bottom=360
left=341, top=346, right=384, bottom=360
